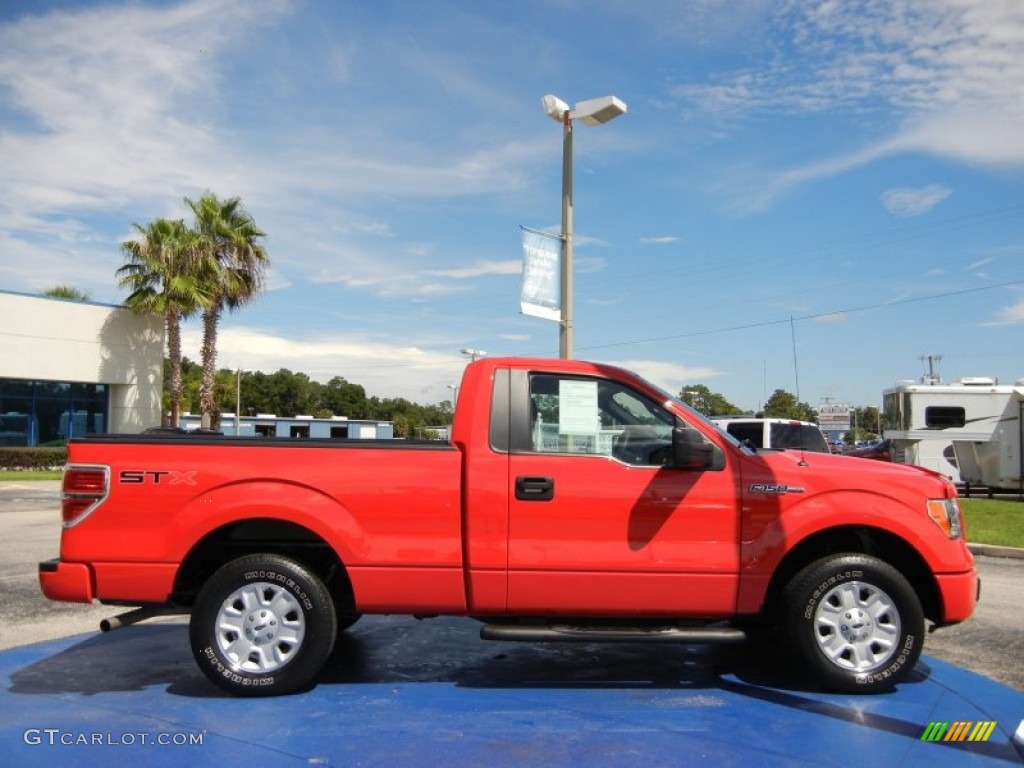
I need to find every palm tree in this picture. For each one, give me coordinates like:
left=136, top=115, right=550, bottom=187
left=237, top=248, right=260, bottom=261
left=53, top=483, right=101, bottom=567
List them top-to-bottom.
left=186, top=193, right=269, bottom=429
left=118, top=218, right=211, bottom=427
left=43, top=285, right=92, bottom=301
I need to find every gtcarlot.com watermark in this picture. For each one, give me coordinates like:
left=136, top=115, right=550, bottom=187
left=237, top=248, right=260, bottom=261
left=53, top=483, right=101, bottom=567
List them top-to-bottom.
left=24, top=729, right=204, bottom=747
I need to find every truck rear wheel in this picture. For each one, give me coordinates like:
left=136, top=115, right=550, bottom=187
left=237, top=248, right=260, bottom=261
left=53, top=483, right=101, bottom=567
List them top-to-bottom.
left=190, top=554, right=337, bottom=696
left=783, top=554, right=923, bottom=693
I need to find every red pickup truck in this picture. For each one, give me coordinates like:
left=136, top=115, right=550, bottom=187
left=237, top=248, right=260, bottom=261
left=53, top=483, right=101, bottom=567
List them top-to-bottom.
left=39, top=357, right=978, bottom=696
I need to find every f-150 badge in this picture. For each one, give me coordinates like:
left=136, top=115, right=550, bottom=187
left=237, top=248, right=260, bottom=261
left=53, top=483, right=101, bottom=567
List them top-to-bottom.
left=749, top=483, right=805, bottom=494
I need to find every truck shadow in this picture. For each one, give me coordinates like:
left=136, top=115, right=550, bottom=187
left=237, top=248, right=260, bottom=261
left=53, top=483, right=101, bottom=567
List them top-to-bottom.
left=7, top=615, right=931, bottom=698
left=9, top=619, right=1019, bottom=763
left=7, top=623, right=215, bottom=698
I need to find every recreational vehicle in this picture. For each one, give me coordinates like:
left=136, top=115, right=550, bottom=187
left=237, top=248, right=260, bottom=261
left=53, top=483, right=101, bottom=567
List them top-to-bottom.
left=882, top=377, right=1024, bottom=490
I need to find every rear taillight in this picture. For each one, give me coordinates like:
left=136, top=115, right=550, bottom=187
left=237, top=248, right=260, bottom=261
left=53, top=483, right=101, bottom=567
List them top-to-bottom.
left=62, top=464, right=110, bottom=527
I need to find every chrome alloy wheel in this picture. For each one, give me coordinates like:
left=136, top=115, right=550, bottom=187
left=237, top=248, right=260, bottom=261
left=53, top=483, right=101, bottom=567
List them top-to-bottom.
left=813, top=580, right=901, bottom=672
left=214, top=581, right=306, bottom=673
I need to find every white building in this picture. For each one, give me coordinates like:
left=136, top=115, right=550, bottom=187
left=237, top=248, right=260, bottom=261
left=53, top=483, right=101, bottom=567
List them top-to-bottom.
left=0, top=290, right=163, bottom=446
left=178, top=413, right=394, bottom=440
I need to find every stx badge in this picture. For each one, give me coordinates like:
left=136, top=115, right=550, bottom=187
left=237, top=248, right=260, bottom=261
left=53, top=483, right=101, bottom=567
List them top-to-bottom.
left=119, top=470, right=198, bottom=486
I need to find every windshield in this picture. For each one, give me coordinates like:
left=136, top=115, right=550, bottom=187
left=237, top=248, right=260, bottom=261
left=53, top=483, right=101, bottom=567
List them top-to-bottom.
left=640, top=376, right=755, bottom=455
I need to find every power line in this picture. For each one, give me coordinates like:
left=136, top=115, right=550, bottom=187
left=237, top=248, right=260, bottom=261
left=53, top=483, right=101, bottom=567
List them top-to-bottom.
left=338, top=278, right=1024, bottom=369
left=575, top=279, right=1024, bottom=353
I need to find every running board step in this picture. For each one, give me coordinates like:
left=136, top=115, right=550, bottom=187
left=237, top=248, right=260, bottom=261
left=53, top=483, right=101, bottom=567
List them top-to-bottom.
left=480, top=623, right=747, bottom=644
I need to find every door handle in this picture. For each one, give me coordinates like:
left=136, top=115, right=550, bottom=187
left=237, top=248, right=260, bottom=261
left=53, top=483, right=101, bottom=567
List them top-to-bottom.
left=515, top=475, right=554, bottom=501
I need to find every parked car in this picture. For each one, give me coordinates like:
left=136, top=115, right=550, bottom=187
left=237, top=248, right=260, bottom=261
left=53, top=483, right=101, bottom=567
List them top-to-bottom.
left=844, top=439, right=893, bottom=462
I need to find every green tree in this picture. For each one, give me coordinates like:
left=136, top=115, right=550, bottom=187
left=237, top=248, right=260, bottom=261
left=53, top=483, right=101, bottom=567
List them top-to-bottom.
left=186, top=194, right=269, bottom=430
left=119, top=219, right=210, bottom=427
left=43, top=285, right=92, bottom=301
left=162, top=359, right=457, bottom=431
left=321, top=376, right=369, bottom=419
left=678, top=384, right=743, bottom=416
left=763, top=389, right=818, bottom=422
left=847, top=405, right=881, bottom=443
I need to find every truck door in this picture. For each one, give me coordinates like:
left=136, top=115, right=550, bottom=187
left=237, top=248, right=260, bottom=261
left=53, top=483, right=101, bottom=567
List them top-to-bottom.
left=506, top=371, right=742, bottom=617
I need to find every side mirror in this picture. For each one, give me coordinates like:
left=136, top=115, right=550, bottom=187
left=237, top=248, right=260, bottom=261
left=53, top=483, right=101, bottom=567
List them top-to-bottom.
left=671, top=427, right=717, bottom=470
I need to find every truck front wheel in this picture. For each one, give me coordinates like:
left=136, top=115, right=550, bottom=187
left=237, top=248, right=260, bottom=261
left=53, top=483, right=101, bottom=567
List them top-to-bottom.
left=190, top=554, right=337, bottom=696
left=783, top=554, right=924, bottom=693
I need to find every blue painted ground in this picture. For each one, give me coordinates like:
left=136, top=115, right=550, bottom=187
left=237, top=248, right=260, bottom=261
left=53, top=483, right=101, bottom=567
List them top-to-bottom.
left=1, top=616, right=1021, bottom=767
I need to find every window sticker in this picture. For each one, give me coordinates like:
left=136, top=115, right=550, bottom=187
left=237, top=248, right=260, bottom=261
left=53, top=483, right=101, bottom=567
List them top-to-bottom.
left=558, top=380, right=598, bottom=435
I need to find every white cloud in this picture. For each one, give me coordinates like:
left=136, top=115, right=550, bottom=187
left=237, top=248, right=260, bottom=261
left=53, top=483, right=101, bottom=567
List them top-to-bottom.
left=0, top=0, right=550, bottom=303
left=0, top=0, right=285, bottom=217
left=678, top=0, right=1024, bottom=206
left=728, top=139, right=904, bottom=212
left=881, top=184, right=952, bottom=217
left=640, top=236, right=681, bottom=245
left=310, top=251, right=522, bottom=298
left=963, top=255, right=997, bottom=280
left=575, top=256, right=609, bottom=274
left=426, top=260, right=523, bottom=278
left=985, top=300, right=1024, bottom=326
left=814, top=312, right=848, bottom=324
left=184, top=325, right=469, bottom=403
left=180, top=326, right=725, bottom=405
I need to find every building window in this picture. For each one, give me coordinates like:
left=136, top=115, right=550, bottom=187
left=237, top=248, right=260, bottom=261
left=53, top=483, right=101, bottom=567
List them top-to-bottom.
left=0, top=379, right=108, bottom=447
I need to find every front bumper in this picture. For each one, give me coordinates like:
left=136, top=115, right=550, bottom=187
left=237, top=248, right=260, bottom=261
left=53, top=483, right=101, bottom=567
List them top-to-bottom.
left=38, top=559, right=94, bottom=603
left=935, top=568, right=980, bottom=624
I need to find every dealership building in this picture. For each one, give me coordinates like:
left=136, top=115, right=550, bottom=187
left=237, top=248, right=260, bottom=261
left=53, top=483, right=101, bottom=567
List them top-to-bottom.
left=0, top=290, right=163, bottom=447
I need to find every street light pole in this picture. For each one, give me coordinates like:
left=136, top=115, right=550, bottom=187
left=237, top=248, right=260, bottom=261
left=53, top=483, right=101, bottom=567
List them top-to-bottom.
left=542, top=94, right=627, bottom=360
left=560, top=108, right=574, bottom=360
left=235, top=368, right=250, bottom=436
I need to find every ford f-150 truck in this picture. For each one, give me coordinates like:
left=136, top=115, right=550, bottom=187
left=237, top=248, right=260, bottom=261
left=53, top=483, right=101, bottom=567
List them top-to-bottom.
left=39, top=357, right=978, bottom=696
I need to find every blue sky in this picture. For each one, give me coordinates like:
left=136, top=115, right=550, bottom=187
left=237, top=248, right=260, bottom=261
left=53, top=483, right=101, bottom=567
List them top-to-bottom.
left=1, top=0, right=1022, bottom=411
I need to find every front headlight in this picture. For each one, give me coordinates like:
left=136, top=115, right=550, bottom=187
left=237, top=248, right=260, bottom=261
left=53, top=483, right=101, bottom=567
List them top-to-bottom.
left=926, top=498, right=963, bottom=539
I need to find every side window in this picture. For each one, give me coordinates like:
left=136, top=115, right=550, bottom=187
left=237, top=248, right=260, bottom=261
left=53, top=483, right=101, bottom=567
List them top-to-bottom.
left=528, top=375, right=676, bottom=466
left=726, top=422, right=764, bottom=447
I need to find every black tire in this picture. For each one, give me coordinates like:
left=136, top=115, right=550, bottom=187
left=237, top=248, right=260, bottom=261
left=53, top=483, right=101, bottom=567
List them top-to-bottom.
left=190, top=554, right=337, bottom=696
left=782, top=554, right=924, bottom=693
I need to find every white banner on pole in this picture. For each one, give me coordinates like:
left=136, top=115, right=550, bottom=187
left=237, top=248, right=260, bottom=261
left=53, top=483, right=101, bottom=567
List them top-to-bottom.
left=520, top=227, right=561, bottom=322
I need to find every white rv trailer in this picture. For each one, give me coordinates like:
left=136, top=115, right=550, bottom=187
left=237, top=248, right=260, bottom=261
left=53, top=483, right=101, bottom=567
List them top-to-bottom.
left=882, top=377, right=1024, bottom=489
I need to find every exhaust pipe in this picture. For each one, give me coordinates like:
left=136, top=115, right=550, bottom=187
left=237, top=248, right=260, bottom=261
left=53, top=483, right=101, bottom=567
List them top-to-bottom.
left=100, top=607, right=184, bottom=632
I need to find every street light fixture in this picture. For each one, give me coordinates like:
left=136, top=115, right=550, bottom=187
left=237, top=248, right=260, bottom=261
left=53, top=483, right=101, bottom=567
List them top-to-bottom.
left=541, top=93, right=627, bottom=359
left=460, top=348, right=486, bottom=362
left=235, top=368, right=251, bottom=436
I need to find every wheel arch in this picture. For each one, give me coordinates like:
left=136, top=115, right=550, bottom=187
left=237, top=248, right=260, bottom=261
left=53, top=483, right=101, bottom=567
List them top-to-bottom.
left=172, top=518, right=355, bottom=615
left=761, top=525, right=941, bottom=623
